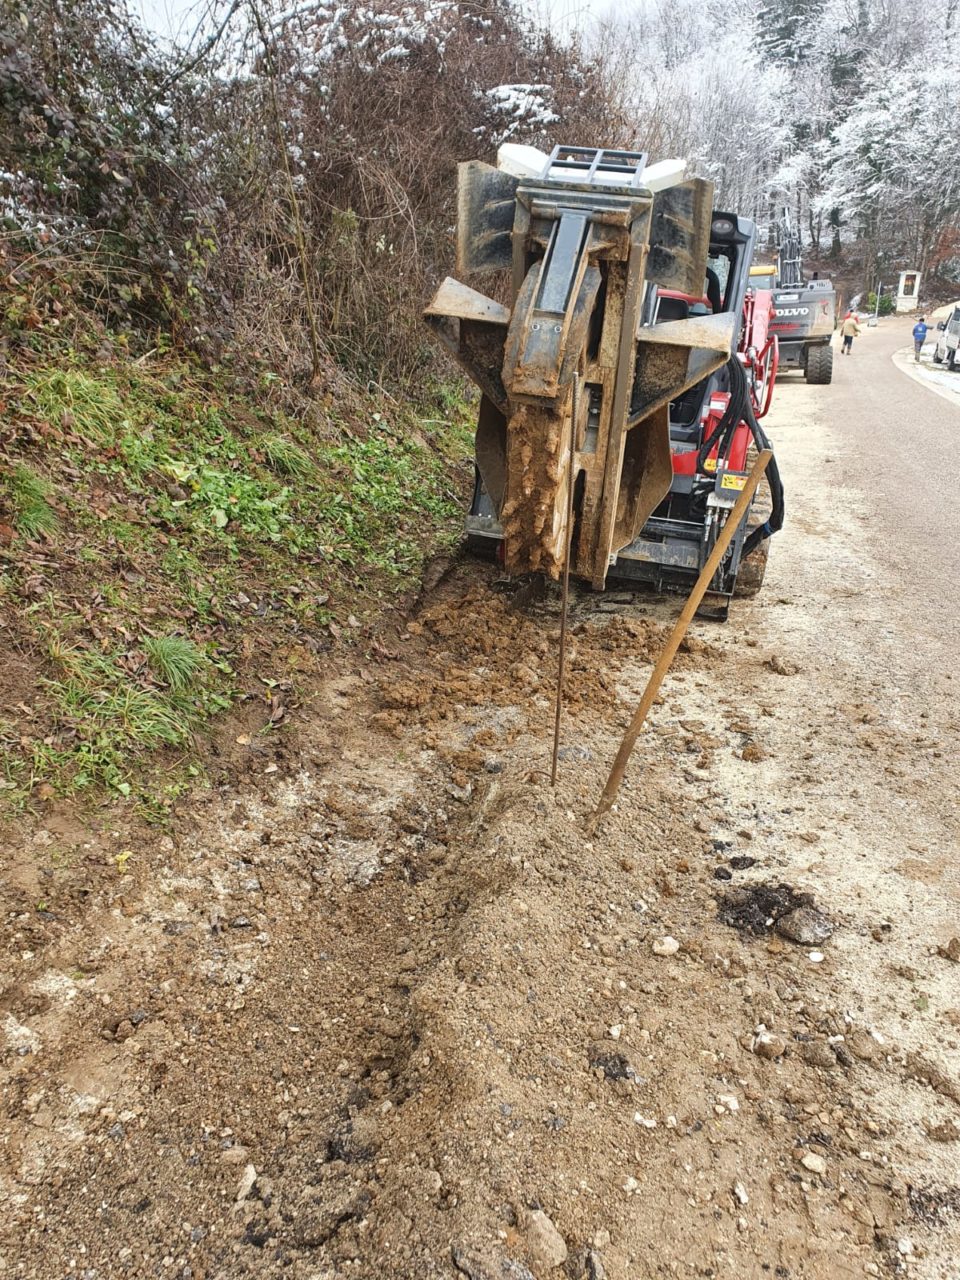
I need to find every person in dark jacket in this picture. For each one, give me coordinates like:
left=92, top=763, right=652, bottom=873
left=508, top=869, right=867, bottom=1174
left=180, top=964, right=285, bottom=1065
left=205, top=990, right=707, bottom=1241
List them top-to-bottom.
left=913, top=317, right=929, bottom=362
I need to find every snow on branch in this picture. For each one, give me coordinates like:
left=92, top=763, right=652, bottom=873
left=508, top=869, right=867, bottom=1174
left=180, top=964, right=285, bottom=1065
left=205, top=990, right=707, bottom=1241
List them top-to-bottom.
left=479, top=83, right=561, bottom=144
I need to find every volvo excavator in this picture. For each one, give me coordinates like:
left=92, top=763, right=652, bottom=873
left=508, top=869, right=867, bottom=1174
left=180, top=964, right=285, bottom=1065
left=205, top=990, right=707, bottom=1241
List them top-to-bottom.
left=424, top=144, right=784, bottom=618
left=752, top=210, right=837, bottom=385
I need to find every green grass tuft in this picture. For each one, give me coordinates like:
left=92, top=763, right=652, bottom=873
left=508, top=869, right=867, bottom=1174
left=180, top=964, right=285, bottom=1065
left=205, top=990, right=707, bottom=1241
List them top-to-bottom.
left=0, top=348, right=473, bottom=808
left=24, top=369, right=125, bottom=441
left=316, top=424, right=461, bottom=574
left=260, top=434, right=313, bottom=478
left=6, top=464, right=58, bottom=538
left=143, top=635, right=206, bottom=690
left=28, top=642, right=229, bottom=797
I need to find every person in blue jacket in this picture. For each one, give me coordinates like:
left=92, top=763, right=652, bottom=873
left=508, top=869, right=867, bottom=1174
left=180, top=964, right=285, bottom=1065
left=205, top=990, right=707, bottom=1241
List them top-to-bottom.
left=913, top=316, right=929, bottom=362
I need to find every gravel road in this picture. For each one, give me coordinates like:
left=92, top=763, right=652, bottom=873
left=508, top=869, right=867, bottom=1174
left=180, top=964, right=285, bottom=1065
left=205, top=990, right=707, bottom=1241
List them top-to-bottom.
left=3, top=319, right=959, bottom=1280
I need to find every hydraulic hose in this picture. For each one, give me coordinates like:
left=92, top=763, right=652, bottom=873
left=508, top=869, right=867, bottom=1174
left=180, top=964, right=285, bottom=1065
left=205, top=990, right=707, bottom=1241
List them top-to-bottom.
left=696, top=354, right=785, bottom=558
left=696, top=356, right=746, bottom=473
left=696, top=360, right=783, bottom=560
left=741, top=392, right=784, bottom=557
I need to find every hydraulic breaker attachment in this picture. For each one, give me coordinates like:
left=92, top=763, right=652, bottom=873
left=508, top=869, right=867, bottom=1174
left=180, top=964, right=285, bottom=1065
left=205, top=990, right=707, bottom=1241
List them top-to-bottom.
left=424, top=144, right=736, bottom=589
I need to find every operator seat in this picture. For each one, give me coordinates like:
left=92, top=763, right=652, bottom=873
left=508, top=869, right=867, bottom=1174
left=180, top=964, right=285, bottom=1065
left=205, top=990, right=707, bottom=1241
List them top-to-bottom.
left=667, top=267, right=724, bottom=444
left=657, top=296, right=690, bottom=322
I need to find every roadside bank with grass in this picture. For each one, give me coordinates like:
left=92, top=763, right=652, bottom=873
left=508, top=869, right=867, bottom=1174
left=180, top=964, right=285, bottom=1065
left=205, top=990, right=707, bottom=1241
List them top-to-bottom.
left=0, top=336, right=474, bottom=818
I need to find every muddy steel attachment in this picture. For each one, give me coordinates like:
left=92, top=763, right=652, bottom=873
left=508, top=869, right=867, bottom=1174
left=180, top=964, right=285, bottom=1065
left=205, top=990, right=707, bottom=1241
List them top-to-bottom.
left=424, top=144, right=737, bottom=589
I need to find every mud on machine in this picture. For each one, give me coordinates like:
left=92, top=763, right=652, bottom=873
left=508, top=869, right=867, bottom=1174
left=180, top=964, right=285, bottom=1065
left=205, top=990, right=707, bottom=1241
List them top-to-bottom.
left=424, top=144, right=784, bottom=619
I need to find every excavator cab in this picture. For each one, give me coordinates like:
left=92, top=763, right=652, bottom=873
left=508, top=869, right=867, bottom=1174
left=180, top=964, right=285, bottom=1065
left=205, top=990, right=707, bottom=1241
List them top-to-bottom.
left=750, top=263, right=777, bottom=293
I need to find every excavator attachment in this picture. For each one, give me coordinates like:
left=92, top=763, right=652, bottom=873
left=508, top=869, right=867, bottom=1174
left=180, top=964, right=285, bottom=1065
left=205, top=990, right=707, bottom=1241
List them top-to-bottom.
left=424, top=144, right=736, bottom=589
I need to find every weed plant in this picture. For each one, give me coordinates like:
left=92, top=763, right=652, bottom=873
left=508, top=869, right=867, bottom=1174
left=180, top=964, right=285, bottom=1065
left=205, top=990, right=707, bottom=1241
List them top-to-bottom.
left=5, top=465, right=58, bottom=538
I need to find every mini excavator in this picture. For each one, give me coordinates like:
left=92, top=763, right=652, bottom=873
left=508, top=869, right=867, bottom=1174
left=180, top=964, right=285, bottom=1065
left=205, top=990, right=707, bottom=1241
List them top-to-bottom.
left=424, top=144, right=784, bottom=618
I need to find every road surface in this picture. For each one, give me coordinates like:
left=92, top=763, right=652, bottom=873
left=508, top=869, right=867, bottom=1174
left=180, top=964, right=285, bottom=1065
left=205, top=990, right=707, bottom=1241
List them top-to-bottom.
left=827, top=318, right=960, bottom=631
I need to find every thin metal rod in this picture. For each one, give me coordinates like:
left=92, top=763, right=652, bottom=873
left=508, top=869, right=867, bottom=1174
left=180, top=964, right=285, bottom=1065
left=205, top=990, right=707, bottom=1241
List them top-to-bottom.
left=551, top=374, right=580, bottom=786
left=588, top=449, right=772, bottom=827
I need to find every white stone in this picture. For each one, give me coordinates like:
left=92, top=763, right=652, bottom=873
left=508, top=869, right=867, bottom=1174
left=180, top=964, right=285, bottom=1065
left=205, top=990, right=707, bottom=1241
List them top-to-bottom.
left=652, top=936, right=680, bottom=957
left=3, top=1014, right=42, bottom=1055
left=800, top=1153, right=827, bottom=1175
left=236, top=1164, right=258, bottom=1202
left=527, top=1209, right=568, bottom=1268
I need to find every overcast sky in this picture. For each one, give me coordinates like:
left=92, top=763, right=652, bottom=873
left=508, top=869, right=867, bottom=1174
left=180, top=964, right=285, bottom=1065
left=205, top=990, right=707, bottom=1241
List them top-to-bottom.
left=136, top=0, right=213, bottom=43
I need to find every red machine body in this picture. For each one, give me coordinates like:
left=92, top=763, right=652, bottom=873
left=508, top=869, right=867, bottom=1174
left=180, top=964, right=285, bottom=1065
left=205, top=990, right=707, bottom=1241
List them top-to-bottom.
left=615, top=210, right=783, bottom=617
left=667, top=284, right=778, bottom=483
left=740, top=287, right=778, bottom=419
left=671, top=393, right=751, bottom=475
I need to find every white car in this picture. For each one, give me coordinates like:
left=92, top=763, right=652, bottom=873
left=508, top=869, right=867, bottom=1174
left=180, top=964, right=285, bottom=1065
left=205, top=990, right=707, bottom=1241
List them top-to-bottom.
left=933, top=305, right=960, bottom=371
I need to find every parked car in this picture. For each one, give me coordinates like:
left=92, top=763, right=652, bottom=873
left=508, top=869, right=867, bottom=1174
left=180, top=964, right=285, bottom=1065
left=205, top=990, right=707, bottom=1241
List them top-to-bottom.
left=933, top=304, right=960, bottom=371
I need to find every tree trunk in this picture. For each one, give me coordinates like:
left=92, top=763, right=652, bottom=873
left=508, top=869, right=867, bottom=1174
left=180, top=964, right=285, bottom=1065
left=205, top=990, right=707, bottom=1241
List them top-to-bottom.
left=808, top=207, right=821, bottom=254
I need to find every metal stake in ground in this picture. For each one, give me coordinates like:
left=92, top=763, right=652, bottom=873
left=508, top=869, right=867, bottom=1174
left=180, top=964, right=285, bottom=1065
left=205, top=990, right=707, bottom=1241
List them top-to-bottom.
left=551, top=374, right=581, bottom=787
left=588, top=449, right=772, bottom=828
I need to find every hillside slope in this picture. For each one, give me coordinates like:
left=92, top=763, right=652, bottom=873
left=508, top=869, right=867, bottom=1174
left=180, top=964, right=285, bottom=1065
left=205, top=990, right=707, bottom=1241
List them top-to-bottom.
left=0, top=318, right=472, bottom=816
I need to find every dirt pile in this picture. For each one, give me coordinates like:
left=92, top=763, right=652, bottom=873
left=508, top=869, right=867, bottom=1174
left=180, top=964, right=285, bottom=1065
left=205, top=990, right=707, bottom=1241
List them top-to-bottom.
left=374, top=583, right=716, bottom=743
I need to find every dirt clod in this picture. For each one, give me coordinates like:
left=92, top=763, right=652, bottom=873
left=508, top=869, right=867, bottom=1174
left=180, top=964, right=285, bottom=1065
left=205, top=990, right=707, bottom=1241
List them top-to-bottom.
left=765, top=654, right=801, bottom=675
left=717, top=882, right=816, bottom=937
left=845, top=1029, right=878, bottom=1062
left=752, top=1030, right=787, bottom=1060
left=802, top=1040, right=841, bottom=1069
left=905, top=1054, right=960, bottom=1106
left=927, top=1120, right=960, bottom=1143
